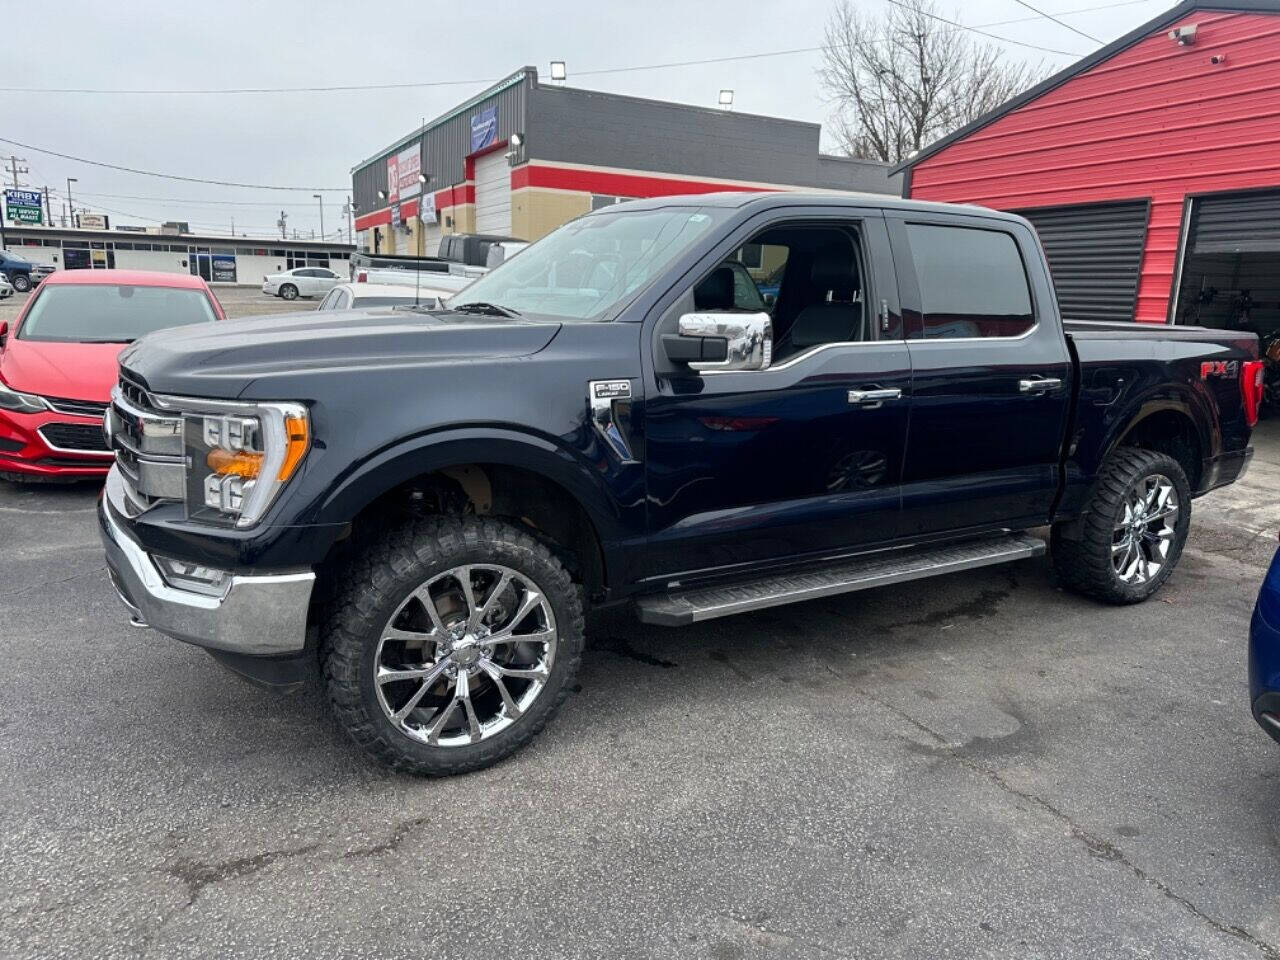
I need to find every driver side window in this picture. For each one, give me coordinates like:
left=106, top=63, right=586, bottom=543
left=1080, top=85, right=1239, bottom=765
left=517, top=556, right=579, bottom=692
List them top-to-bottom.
left=678, top=222, right=873, bottom=363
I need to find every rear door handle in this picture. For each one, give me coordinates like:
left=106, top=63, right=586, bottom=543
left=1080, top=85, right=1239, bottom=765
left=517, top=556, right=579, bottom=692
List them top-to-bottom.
left=1019, top=377, right=1063, bottom=394
left=847, top=388, right=902, bottom=409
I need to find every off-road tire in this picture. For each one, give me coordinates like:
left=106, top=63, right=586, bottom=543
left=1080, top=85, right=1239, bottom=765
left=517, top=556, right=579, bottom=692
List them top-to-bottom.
left=11, top=274, right=30, bottom=293
left=279, top=283, right=298, bottom=301
left=1051, top=448, right=1192, bottom=604
left=319, top=515, right=585, bottom=776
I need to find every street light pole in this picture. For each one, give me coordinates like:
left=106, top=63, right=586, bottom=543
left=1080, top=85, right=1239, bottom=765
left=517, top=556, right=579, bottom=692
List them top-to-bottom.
left=66, top=178, right=78, bottom=228
left=313, top=194, right=324, bottom=239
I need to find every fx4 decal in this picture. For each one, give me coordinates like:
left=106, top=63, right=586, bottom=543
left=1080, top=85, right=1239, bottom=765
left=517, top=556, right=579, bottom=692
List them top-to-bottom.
left=1200, top=360, right=1239, bottom=380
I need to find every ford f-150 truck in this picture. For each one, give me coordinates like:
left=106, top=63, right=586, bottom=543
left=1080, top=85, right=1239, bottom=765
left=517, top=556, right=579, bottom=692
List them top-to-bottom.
left=98, top=193, right=1261, bottom=776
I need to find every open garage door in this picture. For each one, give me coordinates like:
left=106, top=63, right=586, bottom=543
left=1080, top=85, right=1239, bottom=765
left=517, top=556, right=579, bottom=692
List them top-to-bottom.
left=474, top=152, right=512, bottom=236
left=1174, top=188, right=1280, bottom=330
left=1016, top=200, right=1149, bottom=323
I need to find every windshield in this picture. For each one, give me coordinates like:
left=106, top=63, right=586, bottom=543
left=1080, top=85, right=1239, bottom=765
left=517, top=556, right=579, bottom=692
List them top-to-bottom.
left=450, top=206, right=725, bottom=321
left=18, top=284, right=218, bottom=343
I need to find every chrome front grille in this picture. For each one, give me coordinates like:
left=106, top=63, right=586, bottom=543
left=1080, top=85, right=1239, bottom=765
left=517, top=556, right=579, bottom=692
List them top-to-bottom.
left=108, top=375, right=186, bottom=514
left=45, top=396, right=110, bottom=418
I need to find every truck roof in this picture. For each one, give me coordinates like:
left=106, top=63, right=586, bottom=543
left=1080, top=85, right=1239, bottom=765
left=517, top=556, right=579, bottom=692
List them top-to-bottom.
left=607, top=191, right=1020, bottom=222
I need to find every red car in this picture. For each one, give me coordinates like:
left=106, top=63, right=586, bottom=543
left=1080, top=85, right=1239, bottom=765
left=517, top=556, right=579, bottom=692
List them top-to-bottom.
left=0, top=270, right=225, bottom=481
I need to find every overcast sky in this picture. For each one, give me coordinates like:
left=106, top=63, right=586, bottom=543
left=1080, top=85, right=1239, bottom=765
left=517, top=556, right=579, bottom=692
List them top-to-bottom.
left=2, top=0, right=1166, bottom=241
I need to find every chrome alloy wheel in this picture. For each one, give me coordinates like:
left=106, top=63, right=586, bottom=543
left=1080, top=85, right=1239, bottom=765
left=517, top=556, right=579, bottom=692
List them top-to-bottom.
left=1112, top=473, right=1180, bottom=585
left=374, top=564, right=557, bottom=748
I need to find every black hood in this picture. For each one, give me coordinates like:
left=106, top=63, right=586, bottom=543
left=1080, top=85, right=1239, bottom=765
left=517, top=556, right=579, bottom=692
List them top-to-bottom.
left=118, top=308, right=562, bottom=398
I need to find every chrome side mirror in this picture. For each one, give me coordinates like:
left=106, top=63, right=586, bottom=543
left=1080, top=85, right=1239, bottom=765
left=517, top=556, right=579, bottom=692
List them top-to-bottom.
left=667, top=312, right=772, bottom=372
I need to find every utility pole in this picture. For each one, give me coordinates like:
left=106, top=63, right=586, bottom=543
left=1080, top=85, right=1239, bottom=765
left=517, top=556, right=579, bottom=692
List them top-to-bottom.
left=4, top=155, right=28, bottom=188
left=66, top=178, right=78, bottom=227
left=43, top=187, right=51, bottom=226
left=313, top=194, right=324, bottom=240
left=343, top=196, right=354, bottom=246
left=277, top=210, right=287, bottom=240
left=230, top=214, right=235, bottom=236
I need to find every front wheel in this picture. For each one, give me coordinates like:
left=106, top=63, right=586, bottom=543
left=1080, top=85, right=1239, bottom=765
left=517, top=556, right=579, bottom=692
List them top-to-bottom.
left=11, top=274, right=30, bottom=293
left=279, top=283, right=298, bottom=301
left=1052, top=448, right=1192, bottom=604
left=320, top=516, right=585, bottom=775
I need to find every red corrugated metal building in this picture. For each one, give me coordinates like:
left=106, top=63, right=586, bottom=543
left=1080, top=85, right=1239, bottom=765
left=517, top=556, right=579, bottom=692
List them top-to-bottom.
left=897, top=0, right=1280, bottom=330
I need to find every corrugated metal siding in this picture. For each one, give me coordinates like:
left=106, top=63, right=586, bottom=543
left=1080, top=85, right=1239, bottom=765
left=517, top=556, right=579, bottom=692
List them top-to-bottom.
left=909, top=11, right=1280, bottom=322
left=352, top=72, right=529, bottom=215
left=1191, top=187, right=1280, bottom=252
left=1017, top=200, right=1149, bottom=322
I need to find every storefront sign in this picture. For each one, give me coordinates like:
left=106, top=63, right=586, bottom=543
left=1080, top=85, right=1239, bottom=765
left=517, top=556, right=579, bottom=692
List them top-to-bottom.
left=470, top=106, right=498, bottom=152
left=396, top=145, right=421, bottom=200
left=4, top=189, right=43, bottom=224
left=419, top=192, right=437, bottom=226
left=390, top=202, right=401, bottom=230
left=78, top=212, right=109, bottom=230
left=211, top=255, right=237, bottom=283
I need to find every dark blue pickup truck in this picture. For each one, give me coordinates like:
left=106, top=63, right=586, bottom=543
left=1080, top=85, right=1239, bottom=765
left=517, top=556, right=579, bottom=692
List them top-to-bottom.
left=99, top=192, right=1260, bottom=775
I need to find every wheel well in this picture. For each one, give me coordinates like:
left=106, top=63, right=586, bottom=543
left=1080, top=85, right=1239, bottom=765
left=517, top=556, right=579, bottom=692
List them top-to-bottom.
left=1118, top=410, right=1203, bottom=489
left=317, top=463, right=608, bottom=605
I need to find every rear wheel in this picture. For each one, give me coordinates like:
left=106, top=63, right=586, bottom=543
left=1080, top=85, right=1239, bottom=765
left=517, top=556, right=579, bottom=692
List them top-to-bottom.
left=11, top=274, right=30, bottom=293
left=279, top=283, right=298, bottom=300
left=1052, top=448, right=1191, bottom=604
left=320, top=516, right=584, bottom=775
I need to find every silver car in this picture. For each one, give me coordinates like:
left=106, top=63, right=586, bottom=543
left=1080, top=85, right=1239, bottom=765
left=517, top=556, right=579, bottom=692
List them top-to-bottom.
left=0, top=274, right=13, bottom=300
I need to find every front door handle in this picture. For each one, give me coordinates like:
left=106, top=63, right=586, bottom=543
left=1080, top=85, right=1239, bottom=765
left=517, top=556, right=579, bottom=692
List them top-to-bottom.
left=1019, top=376, right=1064, bottom=394
left=847, top=387, right=902, bottom=409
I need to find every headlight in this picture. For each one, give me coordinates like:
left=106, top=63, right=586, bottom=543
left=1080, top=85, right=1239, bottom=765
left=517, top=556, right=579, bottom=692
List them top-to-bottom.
left=0, top=379, right=48, bottom=414
left=177, top=400, right=309, bottom=528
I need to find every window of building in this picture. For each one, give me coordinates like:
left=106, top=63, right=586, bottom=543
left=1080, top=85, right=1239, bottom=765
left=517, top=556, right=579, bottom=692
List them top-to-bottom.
left=905, top=224, right=1034, bottom=339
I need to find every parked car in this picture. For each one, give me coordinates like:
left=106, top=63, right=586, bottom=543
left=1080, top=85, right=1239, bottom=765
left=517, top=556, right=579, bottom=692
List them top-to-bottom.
left=99, top=192, right=1258, bottom=776
left=0, top=250, right=48, bottom=293
left=262, top=266, right=343, bottom=301
left=0, top=269, right=224, bottom=482
left=0, top=274, right=12, bottom=300
left=317, top=282, right=450, bottom=312
left=1249, top=543, right=1280, bottom=744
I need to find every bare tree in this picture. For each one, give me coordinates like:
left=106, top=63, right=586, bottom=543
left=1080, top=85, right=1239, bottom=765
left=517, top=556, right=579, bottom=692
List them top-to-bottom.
left=819, top=0, right=1046, bottom=164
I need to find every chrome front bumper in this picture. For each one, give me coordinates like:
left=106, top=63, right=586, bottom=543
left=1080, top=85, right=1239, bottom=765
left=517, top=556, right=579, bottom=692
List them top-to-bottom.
left=98, top=478, right=315, bottom=657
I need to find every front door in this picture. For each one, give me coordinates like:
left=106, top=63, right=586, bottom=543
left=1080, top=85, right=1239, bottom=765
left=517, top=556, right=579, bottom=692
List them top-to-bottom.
left=639, top=212, right=910, bottom=585
left=887, top=214, right=1073, bottom=537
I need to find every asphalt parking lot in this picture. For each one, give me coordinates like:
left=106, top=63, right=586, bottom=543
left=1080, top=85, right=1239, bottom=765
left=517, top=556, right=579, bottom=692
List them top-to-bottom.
left=2, top=380, right=1280, bottom=958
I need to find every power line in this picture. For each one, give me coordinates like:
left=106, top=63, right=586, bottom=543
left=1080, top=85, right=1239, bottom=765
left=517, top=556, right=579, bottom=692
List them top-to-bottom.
left=0, top=0, right=1154, bottom=99
left=884, top=0, right=1086, bottom=55
left=1009, top=0, right=1103, bottom=43
left=0, top=136, right=347, bottom=192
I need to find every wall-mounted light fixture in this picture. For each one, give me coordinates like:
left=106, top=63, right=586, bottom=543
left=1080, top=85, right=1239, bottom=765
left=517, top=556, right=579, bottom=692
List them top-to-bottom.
left=550, top=61, right=567, bottom=82
left=718, top=89, right=734, bottom=110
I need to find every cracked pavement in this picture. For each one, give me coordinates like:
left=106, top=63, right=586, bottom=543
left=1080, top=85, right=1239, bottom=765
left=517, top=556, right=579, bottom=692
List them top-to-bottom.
left=2, top=426, right=1279, bottom=958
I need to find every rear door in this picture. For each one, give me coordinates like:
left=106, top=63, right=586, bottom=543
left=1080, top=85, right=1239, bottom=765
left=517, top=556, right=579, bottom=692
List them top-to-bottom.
left=886, top=213, right=1072, bottom=537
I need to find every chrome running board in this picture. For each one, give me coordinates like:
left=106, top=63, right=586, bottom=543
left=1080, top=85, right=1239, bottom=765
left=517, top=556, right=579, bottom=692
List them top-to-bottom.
left=634, top=533, right=1045, bottom=627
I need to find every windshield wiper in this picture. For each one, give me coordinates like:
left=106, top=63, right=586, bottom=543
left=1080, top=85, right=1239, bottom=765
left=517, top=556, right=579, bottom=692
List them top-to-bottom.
left=452, top=301, right=520, bottom=318
left=80, top=338, right=137, bottom=344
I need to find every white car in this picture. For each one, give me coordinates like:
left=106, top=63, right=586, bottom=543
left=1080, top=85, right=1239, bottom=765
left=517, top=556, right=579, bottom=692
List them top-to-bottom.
left=262, top=266, right=343, bottom=301
left=0, top=274, right=12, bottom=300
left=316, top=282, right=452, bottom=312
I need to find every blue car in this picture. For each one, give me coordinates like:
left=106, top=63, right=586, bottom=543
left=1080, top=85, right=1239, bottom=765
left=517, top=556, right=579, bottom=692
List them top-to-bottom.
left=1249, top=546, right=1280, bottom=743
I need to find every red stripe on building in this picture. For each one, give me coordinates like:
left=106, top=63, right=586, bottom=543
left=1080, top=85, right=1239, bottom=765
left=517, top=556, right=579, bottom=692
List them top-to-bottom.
left=512, top=163, right=777, bottom=198
left=354, top=184, right=474, bottom=231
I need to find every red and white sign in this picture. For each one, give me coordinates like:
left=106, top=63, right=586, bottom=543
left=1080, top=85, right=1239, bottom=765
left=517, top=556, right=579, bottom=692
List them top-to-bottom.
left=386, top=145, right=421, bottom=205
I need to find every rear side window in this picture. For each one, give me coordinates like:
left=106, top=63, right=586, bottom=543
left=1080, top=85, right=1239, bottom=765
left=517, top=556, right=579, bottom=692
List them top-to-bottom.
left=906, top=224, right=1034, bottom=339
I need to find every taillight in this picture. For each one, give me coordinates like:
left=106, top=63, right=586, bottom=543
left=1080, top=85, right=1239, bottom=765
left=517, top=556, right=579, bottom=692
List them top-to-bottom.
left=356, top=270, right=367, bottom=283
left=1241, top=359, right=1264, bottom=427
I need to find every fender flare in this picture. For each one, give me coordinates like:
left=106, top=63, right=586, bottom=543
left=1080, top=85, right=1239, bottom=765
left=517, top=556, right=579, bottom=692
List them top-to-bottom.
left=306, top=425, right=625, bottom=555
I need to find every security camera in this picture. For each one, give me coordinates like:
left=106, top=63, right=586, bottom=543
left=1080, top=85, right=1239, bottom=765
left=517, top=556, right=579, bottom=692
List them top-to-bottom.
left=1169, top=23, right=1197, bottom=45
left=1210, top=53, right=1227, bottom=64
